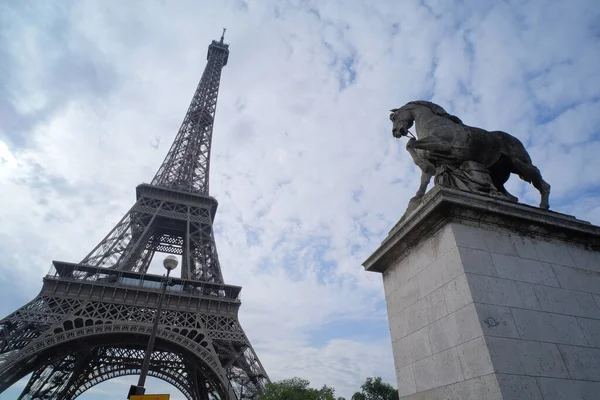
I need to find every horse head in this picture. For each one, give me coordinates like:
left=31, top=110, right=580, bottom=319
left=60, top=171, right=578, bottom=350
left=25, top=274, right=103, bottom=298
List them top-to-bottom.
left=390, top=104, right=414, bottom=138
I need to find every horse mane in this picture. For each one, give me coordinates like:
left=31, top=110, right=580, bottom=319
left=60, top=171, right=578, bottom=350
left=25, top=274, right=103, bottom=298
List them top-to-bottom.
left=407, top=100, right=464, bottom=124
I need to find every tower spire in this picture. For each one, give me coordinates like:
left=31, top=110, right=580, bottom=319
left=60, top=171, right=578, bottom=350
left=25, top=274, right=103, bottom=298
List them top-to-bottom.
left=220, top=27, right=226, bottom=43
left=151, top=35, right=229, bottom=195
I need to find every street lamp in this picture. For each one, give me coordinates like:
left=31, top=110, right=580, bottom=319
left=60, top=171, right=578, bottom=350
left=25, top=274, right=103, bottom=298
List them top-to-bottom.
left=128, top=256, right=179, bottom=398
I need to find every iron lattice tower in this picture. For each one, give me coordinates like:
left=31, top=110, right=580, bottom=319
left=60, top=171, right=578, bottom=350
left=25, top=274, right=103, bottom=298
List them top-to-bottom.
left=0, top=32, right=269, bottom=400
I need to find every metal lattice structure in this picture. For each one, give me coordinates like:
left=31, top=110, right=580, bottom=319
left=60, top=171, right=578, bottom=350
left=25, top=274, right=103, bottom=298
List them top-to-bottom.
left=0, top=32, right=269, bottom=400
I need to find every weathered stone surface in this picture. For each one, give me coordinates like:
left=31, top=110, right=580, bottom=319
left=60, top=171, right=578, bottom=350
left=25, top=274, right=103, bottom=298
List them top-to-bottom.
left=448, top=222, right=490, bottom=252
left=512, top=235, right=540, bottom=261
left=534, top=241, right=575, bottom=267
left=568, top=245, right=600, bottom=273
left=457, top=246, right=497, bottom=276
left=417, top=247, right=462, bottom=297
left=491, top=253, right=559, bottom=286
left=552, top=264, right=600, bottom=295
left=442, top=274, right=472, bottom=313
left=467, top=274, right=541, bottom=310
left=386, top=276, right=421, bottom=318
left=533, top=285, right=600, bottom=319
left=399, top=289, right=448, bottom=336
left=428, top=303, right=482, bottom=354
left=474, top=303, right=520, bottom=339
left=511, top=308, right=588, bottom=345
left=389, top=313, right=407, bottom=342
left=577, top=317, right=600, bottom=348
left=396, top=327, right=432, bottom=368
left=457, top=336, right=494, bottom=379
left=486, top=336, right=569, bottom=378
left=558, top=345, right=600, bottom=380
left=413, top=347, right=464, bottom=392
left=396, top=363, right=417, bottom=398
left=401, top=374, right=503, bottom=400
left=495, top=374, right=543, bottom=400
left=537, top=377, right=600, bottom=400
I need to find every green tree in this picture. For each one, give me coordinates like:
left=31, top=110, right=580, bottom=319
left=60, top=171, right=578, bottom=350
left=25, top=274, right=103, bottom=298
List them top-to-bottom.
left=258, top=377, right=339, bottom=400
left=351, top=377, right=398, bottom=400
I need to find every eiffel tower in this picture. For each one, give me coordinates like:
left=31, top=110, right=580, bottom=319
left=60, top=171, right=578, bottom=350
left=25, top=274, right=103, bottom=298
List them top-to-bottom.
left=0, top=31, right=269, bottom=400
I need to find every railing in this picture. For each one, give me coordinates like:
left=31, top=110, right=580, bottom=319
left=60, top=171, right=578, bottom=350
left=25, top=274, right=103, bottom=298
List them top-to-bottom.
left=45, top=262, right=241, bottom=302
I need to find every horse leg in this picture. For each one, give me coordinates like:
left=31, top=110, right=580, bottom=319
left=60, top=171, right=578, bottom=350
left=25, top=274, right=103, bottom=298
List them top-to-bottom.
left=406, top=139, right=436, bottom=198
left=489, top=156, right=519, bottom=203
left=513, top=160, right=551, bottom=209
left=499, top=186, right=519, bottom=203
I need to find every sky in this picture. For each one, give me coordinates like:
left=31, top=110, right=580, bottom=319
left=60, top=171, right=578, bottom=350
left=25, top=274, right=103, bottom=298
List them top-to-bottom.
left=0, top=0, right=599, bottom=399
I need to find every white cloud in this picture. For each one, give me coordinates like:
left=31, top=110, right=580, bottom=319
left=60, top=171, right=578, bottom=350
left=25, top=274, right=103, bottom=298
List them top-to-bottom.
left=1, top=0, right=599, bottom=399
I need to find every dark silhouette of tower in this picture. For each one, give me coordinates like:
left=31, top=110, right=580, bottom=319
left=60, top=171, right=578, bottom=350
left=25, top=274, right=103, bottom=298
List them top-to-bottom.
left=0, top=31, right=269, bottom=400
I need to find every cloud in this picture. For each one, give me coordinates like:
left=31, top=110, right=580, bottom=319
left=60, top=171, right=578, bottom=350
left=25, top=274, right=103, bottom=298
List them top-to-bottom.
left=1, top=0, right=599, bottom=399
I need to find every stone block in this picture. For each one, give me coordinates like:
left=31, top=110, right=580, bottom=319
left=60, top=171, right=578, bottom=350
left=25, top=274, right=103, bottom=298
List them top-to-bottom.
left=430, top=223, right=458, bottom=260
left=449, top=223, right=489, bottom=252
left=451, top=223, right=519, bottom=256
left=480, top=230, right=519, bottom=257
left=512, top=236, right=540, bottom=261
left=402, top=239, right=438, bottom=280
left=534, top=240, right=575, bottom=267
left=568, top=245, right=600, bottom=273
left=457, top=246, right=497, bottom=276
left=417, top=247, right=462, bottom=297
left=491, top=253, right=559, bottom=287
left=384, top=256, right=411, bottom=291
left=552, top=264, right=600, bottom=295
left=382, top=268, right=398, bottom=298
left=443, top=274, right=473, bottom=313
left=467, top=274, right=540, bottom=310
left=386, top=276, right=420, bottom=318
left=533, top=285, right=600, bottom=319
left=423, top=288, right=449, bottom=324
left=403, top=289, right=448, bottom=336
left=404, top=300, right=427, bottom=335
left=428, top=303, right=482, bottom=353
left=474, top=303, right=520, bottom=338
left=511, top=308, right=587, bottom=345
left=389, top=313, right=407, bottom=342
left=577, top=317, right=600, bottom=348
left=396, top=326, right=432, bottom=368
left=457, top=336, right=494, bottom=379
left=486, top=336, right=568, bottom=378
left=558, top=344, right=600, bottom=381
left=413, top=347, right=464, bottom=392
left=396, top=363, right=416, bottom=398
left=401, top=374, right=502, bottom=400
left=495, top=374, right=543, bottom=400
left=537, top=377, right=600, bottom=400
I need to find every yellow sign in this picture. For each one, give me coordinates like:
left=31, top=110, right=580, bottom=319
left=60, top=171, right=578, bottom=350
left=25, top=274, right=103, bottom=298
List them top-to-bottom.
left=130, top=395, right=170, bottom=400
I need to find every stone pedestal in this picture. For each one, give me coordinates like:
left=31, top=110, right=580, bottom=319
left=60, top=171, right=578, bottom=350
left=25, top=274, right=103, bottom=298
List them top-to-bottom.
left=363, top=187, right=600, bottom=400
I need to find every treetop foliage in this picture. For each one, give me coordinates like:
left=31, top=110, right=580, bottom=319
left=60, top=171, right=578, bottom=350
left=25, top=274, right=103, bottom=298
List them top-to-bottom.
left=257, top=376, right=397, bottom=400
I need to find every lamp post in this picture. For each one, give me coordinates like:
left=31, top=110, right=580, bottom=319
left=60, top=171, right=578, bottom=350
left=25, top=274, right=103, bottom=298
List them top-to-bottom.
left=128, top=255, right=179, bottom=398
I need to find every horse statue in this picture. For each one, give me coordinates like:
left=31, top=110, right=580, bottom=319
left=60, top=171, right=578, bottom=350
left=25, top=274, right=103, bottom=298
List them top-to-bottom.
left=390, top=101, right=550, bottom=213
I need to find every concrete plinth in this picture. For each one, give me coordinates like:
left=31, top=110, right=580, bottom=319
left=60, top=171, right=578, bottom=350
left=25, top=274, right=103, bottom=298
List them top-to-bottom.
left=363, top=187, right=600, bottom=400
